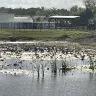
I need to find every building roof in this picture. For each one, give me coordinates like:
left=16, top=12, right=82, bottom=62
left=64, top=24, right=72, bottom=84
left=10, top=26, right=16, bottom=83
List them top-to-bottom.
left=0, top=13, right=14, bottom=15
left=0, top=13, right=14, bottom=22
left=14, top=16, right=33, bottom=22
left=49, top=16, right=80, bottom=19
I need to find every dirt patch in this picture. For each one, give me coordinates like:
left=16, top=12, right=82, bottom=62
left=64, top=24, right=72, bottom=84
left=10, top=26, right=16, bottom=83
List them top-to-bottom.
left=55, top=35, right=70, bottom=41
left=73, top=35, right=96, bottom=43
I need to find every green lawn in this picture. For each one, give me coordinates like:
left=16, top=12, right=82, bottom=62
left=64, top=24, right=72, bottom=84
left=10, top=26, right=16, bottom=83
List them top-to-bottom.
left=0, top=28, right=95, bottom=41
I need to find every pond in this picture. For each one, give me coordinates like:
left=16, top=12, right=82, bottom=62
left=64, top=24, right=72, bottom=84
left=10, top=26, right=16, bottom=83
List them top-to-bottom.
left=0, top=41, right=96, bottom=96
left=0, top=70, right=96, bottom=96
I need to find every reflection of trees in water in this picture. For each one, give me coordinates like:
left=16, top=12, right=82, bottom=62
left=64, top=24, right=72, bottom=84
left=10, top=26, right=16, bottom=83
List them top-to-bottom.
left=51, top=59, right=57, bottom=75
left=89, top=72, right=94, bottom=82
left=36, top=76, right=45, bottom=87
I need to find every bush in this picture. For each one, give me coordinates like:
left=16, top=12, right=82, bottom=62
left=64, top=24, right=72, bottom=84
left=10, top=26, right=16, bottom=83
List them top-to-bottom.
left=9, top=36, right=17, bottom=41
left=89, top=66, right=94, bottom=70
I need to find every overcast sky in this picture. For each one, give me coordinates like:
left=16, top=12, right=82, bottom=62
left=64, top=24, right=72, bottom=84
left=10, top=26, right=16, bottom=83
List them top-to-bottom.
left=0, top=0, right=85, bottom=9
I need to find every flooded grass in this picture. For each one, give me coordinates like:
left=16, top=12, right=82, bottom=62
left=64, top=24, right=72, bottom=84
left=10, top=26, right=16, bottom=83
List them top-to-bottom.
left=0, top=41, right=95, bottom=77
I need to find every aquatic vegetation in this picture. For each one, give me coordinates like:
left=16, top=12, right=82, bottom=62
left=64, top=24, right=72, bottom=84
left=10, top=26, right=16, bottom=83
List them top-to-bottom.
left=0, top=42, right=95, bottom=77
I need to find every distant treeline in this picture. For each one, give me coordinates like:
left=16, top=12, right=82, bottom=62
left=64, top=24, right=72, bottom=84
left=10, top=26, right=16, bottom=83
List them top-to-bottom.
left=0, top=7, right=71, bottom=16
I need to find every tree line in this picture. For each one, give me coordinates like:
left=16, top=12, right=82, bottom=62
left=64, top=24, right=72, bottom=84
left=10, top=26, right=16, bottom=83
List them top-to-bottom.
left=0, top=7, right=70, bottom=16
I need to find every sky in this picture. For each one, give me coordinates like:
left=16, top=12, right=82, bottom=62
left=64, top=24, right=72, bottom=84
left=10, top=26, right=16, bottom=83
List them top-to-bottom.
left=0, top=0, right=85, bottom=9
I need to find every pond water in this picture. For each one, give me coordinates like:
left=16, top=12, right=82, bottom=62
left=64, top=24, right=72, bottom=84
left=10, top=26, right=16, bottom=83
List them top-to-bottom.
left=0, top=41, right=96, bottom=96
left=0, top=57, right=95, bottom=96
left=0, top=70, right=96, bottom=96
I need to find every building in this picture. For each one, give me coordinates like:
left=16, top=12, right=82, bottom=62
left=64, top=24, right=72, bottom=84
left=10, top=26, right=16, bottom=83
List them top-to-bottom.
left=0, top=13, right=33, bottom=29
left=0, top=13, right=14, bottom=28
left=0, top=13, right=14, bottom=22
left=0, top=14, right=80, bottom=29
left=13, top=16, right=33, bottom=29
left=49, top=16, right=80, bottom=29
left=33, top=21, right=55, bottom=29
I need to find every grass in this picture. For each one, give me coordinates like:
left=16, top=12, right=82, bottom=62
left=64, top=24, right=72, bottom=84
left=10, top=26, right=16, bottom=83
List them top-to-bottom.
left=0, top=28, right=95, bottom=41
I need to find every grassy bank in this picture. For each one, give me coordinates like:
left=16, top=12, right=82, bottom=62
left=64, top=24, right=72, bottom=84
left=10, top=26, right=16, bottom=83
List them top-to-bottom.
left=0, top=29, right=96, bottom=42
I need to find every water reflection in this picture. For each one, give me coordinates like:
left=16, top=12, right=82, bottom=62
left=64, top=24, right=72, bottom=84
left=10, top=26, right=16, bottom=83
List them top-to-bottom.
left=0, top=67, right=96, bottom=96
left=89, top=72, right=94, bottom=81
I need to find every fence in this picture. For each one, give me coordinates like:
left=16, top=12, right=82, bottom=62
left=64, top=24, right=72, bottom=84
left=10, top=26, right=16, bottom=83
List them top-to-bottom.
left=0, top=22, right=95, bottom=31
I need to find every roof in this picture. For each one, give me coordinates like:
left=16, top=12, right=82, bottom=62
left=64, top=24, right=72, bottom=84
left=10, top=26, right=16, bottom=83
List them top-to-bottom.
left=0, top=13, right=14, bottom=15
left=0, top=13, right=14, bottom=22
left=14, top=16, right=33, bottom=22
left=49, top=16, right=80, bottom=19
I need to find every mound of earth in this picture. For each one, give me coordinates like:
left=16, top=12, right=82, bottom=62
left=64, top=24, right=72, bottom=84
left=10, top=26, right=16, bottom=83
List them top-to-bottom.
left=55, top=35, right=70, bottom=41
left=73, top=35, right=96, bottom=43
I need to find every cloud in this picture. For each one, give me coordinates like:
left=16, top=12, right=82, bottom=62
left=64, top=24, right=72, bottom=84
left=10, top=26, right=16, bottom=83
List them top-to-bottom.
left=0, top=0, right=84, bottom=9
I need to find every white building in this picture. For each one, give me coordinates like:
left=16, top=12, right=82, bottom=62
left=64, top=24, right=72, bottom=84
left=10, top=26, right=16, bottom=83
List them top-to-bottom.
left=0, top=13, right=33, bottom=29
left=0, top=13, right=14, bottom=23
left=14, top=16, right=33, bottom=23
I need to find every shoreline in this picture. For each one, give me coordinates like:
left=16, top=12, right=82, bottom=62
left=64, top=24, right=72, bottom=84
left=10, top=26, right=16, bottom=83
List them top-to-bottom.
left=0, top=40, right=95, bottom=50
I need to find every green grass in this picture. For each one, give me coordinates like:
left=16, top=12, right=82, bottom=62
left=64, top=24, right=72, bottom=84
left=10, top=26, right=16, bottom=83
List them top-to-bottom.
left=0, top=28, right=95, bottom=41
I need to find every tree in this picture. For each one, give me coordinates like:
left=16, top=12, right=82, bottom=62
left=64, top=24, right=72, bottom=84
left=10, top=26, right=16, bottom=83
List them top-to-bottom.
left=80, top=0, right=96, bottom=25
left=83, top=0, right=96, bottom=10
left=70, top=5, right=84, bottom=16
left=70, top=6, right=79, bottom=13
left=79, top=9, right=93, bottom=25
left=36, top=17, right=41, bottom=22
